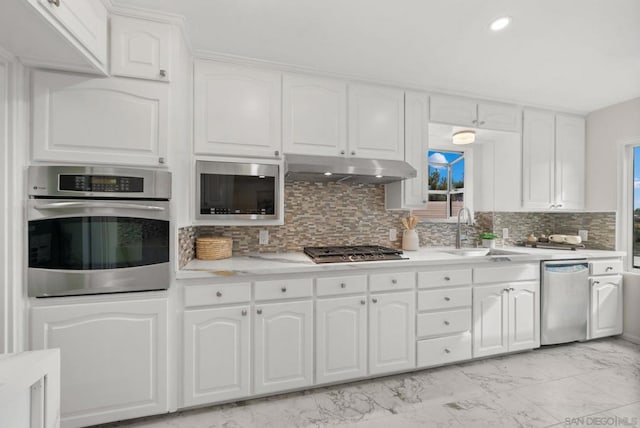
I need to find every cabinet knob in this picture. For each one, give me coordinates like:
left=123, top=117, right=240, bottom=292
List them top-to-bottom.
left=47, top=0, right=60, bottom=6
left=159, top=69, right=167, bottom=78
left=471, top=119, right=478, bottom=124
left=479, top=121, right=486, bottom=125
left=275, top=150, right=280, bottom=156
left=340, top=150, right=346, bottom=155
left=351, top=151, right=356, bottom=156
left=158, top=157, right=166, bottom=164
left=422, top=200, right=427, bottom=204
left=556, top=203, right=563, bottom=208
left=549, top=204, right=556, bottom=209
left=606, top=266, right=613, bottom=271
left=444, top=276, right=451, bottom=281
left=391, top=279, right=397, bottom=284
left=593, top=280, right=600, bottom=285
left=340, top=283, right=346, bottom=288
left=281, top=286, right=287, bottom=293
left=509, top=287, right=515, bottom=291
left=503, top=288, right=510, bottom=293
left=216, top=291, right=222, bottom=297
left=444, top=296, right=451, bottom=301
left=372, top=297, right=378, bottom=303
left=360, top=299, right=366, bottom=305
left=257, top=308, right=263, bottom=315
left=241, top=309, right=247, bottom=316
left=444, top=320, right=450, bottom=326
left=444, top=348, right=451, bottom=354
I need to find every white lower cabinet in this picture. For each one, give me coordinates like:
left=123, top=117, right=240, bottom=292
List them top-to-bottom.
left=590, top=275, right=623, bottom=339
left=473, top=282, right=539, bottom=358
left=369, top=291, right=415, bottom=375
left=316, top=296, right=367, bottom=384
left=30, top=297, right=168, bottom=428
left=254, top=300, right=314, bottom=394
left=182, top=306, right=250, bottom=407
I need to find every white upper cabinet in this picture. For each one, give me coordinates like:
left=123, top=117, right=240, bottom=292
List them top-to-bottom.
left=0, top=0, right=107, bottom=74
left=111, top=15, right=172, bottom=82
left=194, top=61, right=282, bottom=158
left=32, top=70, right=169, bottom=166
left=283, top=74, right=347, bottom=156
left=348, top=83, right=405, bottom=160
left=430, top=95, right=520, bottom=132
left=522, top=110, right=585, bottom=210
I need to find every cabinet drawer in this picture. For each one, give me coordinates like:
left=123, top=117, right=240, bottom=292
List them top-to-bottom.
left=589, top=259, right=623, bottom=276
left=473, top=264, right=539, bottom=284
left=418, top=269, right=472, bottom=289
left=369, top=271, right=415, bottom=292
left=317, top=275, right=367, bottom=296
left=255, top=278, right=313, bottom=301
left=185, top=282, right=251, bottom=307
left=418, top=287, right=471, bottom=311
left=417, top=309, right=471, bottom=338
left=417, top=332, right=472, bottom=368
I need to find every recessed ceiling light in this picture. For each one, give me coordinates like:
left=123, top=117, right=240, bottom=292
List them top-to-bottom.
left=489, top=16, right=511, bottom=32
left=324, top=172, right=332, bottom=176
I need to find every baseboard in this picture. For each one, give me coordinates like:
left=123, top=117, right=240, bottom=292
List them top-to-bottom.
left=621, top=332, right=640, bottom=344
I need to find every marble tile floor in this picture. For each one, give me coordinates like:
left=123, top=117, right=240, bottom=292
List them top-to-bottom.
left=97, top=338, right=640, bottom=428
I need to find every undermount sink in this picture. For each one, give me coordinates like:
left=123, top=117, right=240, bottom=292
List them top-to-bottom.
left=443, top=248, right=524, bottom=257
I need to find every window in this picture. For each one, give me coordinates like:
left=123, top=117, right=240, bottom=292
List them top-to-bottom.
left=633, top=146, right=640, bottom=268
left=423, top=150, right=465, bottom=219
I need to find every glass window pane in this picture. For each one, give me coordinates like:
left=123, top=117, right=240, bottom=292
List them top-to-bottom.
left=634, top=147, right=640, bottom=268
left=452, top=158, right=465, bottom=189
left=428, top=165, right=448, bottom=191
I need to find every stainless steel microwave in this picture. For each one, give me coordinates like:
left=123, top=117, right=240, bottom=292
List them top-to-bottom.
left=195, top=159, right=284, bottom=223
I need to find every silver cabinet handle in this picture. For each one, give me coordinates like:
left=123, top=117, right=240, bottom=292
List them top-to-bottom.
left=48, top=0, right=61, bottom=6
left=159, top=69, right=167, bottom=78
left=471, top=119, right=478, bottom=124
left=479, top=121, right=486, bottom=125
left=275, top=150, right=280, bottom=156
left=340, top=150, right=346, bottom=155
left=351, top=151, right=356, bottom=156
left=158, top=157, right=165, bottom=164
left=422, top=200, right=427, bottom=203
left=35, top=201, right=165, bottom=211
left=556, top=203, right=563, bottom=208
left=606, top=266, right=613, bottom=271
left=444, top=276, right=451, bottom=281
left=391, top=279, right=397, bottom=284
left=593, top=280, right=600, bottom=285
left=340, top=282, right=346, bottom=288
left=281, top=286, right=287, bottom=293
left=509, top=287, right=515, bottom=291
left=503, top=288, right=510, bottom=293
left=216, top=291, right=222, bottom=297
left=444, top=296, right=451, bottom=301
left=372, top=297, right=378, bottom=303
left=360, top=299, right=366, bottom=305
left=257, top=308, right=262, bottom=315
left=241, top=309, right=247, bottom=316
left=444, top=320, right=450, bottom=325
left=444, top=348, right=451, bottom=354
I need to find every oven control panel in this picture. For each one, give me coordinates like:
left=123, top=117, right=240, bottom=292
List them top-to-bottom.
left=59, top=175, right=144, bottom=193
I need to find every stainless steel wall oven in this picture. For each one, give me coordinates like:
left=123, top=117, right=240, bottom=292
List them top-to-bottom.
left=27, top=166, right=171, bottom=297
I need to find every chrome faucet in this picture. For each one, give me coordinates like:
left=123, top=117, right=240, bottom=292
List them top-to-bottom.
left=455, top=207, right=473, bottom=249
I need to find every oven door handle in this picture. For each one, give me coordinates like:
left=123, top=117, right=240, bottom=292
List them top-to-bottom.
left=34, top=202, right=166, bottom=211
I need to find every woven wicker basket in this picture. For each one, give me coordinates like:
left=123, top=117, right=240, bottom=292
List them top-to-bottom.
left=196, top=236, right=232, bottom=260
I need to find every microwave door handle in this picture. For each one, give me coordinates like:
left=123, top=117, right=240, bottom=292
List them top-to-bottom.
left=34, top=202, right=166, bottom=211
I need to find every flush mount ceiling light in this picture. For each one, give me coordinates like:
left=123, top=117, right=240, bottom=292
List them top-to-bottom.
left=489, top=16, right=511, bottom=31
left=452, top=130, right=476, bottom=145
left=323, top=172, right=332, bottom=176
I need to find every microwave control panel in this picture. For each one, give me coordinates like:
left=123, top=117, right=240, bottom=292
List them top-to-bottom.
left=59, top=175, right=144, bottom=193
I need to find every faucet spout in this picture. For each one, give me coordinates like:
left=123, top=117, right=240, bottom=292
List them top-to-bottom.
left=455, top=207, right=473, bottom=249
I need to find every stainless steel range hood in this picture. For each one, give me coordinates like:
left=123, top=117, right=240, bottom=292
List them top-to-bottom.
left=285, top=154, right=417, bottom=184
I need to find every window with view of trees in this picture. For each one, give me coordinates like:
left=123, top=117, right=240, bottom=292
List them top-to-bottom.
left=422, top=150, right=465, bottom=219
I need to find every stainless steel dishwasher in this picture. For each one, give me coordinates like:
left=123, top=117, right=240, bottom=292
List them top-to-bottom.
left=541, top=260, right=589, bottom=345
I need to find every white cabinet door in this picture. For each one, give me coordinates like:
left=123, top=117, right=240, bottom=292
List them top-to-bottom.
left=37, top=0, right=108, bottom=67
left=111, top=15, right=172, bottom=82
left=194, top=61, right=282, bottom=158
left=31, top=70, right=168, bottom=166
left=283, top=74, right=347, bottom=156
left=348, top=84, right=404, bottom=160
left=402, top=91, right=429, bottom=207
left=430, top=95, right=477, bottom=127
left=477, top=103, right=521, bottom=132
left=522, top=110, right=555, bottom=209
left=555, top=114, right=585, bottom=210
left=590, top=276, right=623, bottom=339
left=508, top=282, right=540, bottom=352
left=473, top=285, right=509, bottom=357
left=369, top=291, right=415, bottom=375
left=316, top=296, right=367, bottom=384
left=30, top=298, right=168, bottom=428
left=254, top=300, right=313, bottom=395
left=183, top=306, right=250, bottom=407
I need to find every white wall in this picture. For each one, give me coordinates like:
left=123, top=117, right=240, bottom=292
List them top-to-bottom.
left=585, top=97, right=640, bottom=211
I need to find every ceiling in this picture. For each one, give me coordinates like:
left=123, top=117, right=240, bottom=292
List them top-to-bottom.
left=114, top=0, right=640, bottom=114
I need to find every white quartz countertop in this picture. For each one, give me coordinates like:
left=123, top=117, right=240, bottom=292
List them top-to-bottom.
left=177, top=246, right=625, bottom=280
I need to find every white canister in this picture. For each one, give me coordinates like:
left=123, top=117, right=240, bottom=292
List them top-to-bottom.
left=402, top=229, right=419, bottom=251
left=482, top=239, right=496, bottom=248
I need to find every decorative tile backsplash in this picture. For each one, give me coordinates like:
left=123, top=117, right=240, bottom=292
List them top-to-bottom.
left=178, top=181, right=617, bottom=268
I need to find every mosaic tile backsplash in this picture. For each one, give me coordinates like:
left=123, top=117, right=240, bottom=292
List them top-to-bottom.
left=178, top=181, right=616, bottom=268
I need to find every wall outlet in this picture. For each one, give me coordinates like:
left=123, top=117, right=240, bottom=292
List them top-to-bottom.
left=389, top=228, right=397, bottom=241
left=502, top=228, right=509, bottom=239
left=578, top=229, right=588, bottom=242
left=259, top=230, right=269, bottom=245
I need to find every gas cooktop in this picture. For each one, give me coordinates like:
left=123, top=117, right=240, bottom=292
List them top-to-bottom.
left=303, top=245, right=406, bottom=264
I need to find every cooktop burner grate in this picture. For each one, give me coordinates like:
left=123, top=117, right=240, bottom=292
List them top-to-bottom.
left=303, top=245, right=406, bottom=263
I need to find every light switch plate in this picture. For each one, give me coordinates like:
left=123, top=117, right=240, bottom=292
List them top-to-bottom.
left=389, top=228, right=397, bottom=241
left=502, top=228, right=509, bottom=239
left=578, top=229, right=588, bottom=241
left=259, top=230, right=269, bottom=245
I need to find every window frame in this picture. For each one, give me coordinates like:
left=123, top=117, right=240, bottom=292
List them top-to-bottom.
left=619, top=139, right=640, bottom=271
